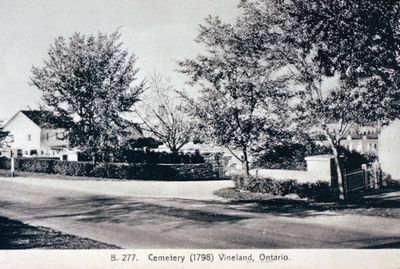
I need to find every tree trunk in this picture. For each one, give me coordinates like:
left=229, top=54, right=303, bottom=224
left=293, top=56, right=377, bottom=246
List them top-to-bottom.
left=324, top=132, right=346, bottom=200
left=242, top=148, right=250, bottom=176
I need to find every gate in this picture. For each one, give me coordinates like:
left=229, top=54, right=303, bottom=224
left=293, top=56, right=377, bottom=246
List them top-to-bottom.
left=344, top=163, right=381, bottom=194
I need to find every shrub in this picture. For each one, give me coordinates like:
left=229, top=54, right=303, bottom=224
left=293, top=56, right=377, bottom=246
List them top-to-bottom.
left=339, top=147, right=377, bottom=172
left=0, top=157, right=11, bottom=169
left=16, top=158, right=57, bottom=174
left=53, top=161, right=94, bottom=177
left=232, top=174, right=333, bottom=201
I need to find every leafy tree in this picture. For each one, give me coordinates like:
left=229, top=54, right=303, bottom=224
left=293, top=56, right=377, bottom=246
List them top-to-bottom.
left=180, top=0, right=399, bottom=197
left=227, top=0, right=399, bottom=198
left=274, top=0, right=400, bottom=199
left=179, top=10, right=293, bottom=175
left=31, top=30, right=144, bottom=161
left=135, top=73, right=195, bottom=153
left=0, top=121, right=9, bottom=149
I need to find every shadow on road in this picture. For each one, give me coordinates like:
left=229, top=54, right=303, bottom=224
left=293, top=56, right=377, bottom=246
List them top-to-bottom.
left=25, top=188, right=399, bottom=229
left=33, top=196, right=249, bottom=227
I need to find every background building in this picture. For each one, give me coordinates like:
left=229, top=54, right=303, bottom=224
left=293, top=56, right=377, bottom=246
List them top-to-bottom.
left=1, top=110, right=70, bottom=159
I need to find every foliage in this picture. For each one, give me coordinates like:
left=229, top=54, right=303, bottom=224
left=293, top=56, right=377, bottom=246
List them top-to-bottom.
left=227, top=0, right=399, bottom=199
left=276, top=0, right=400, bottom=130
left=284, top=0, right=399, bottom=199
left=179, top=7, right=294, bottom=174
left=30, top=30, right=144, bottom=160
left=135, top=73, right=195, bottom=153
left=122, top=137, right=161, bottom=150
left=252, top=138, right=376, bottom=171
left=253, top=141, right=331, bottom=170
left=339, top=147, right=377, bottom=172
left=115, top=149, right=205, bottom=164
left=0, top=157, right=11, bottom=169
left=233, top=174, right=333, bottom=201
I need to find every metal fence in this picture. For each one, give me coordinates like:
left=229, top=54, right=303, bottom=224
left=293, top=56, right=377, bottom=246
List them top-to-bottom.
left=344, top=163, right=381, bottom=194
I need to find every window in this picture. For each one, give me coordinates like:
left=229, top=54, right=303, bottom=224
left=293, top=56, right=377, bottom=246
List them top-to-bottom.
left=46, top=133, right=49, bottom=141
left=28, top=134, right=31, bottom=141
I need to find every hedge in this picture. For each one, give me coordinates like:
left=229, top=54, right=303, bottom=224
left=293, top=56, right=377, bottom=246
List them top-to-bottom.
left=115, top=149, right=206, bottom=164
left=0, top=157, right=220, bottom=181
left=0, top=157, right=10, bottom=170
left=233, top=174, right=334, bottom=202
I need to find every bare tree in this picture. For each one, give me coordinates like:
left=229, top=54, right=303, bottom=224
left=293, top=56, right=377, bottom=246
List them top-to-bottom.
left=135, top=73, right=195, bottom=153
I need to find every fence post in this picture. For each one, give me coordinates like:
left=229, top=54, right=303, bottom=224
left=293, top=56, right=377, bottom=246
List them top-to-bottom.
left=10, top=157, right=15, bottom=178
left=373, top=162, right=381, bottom=189
left=361, top=164, right=368, bottom=190
left=343, top=168, right=347, bottom=195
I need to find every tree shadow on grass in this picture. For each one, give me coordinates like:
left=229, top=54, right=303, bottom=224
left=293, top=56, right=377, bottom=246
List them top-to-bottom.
left=220, top=188, right=400, bottom=218
left=0, top=216, right=119, bottom=249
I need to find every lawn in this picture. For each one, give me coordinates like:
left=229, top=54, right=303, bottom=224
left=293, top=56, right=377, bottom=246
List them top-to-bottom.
left=214, top=188, right=400, bottom=219
left=0, top=216, right=119, bottom=249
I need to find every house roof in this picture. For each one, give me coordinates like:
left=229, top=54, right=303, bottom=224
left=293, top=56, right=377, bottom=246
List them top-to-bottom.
left=20, top=110, right=68, bottom=129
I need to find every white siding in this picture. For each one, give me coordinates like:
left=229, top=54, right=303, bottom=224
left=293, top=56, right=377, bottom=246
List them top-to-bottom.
left=3, top=112, right=41, bottom=155
left=40, top=128, right=68, bottom=156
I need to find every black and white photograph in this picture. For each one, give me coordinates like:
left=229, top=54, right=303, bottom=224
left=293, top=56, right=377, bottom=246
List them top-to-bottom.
left=0, top=0, right=399, bottom=268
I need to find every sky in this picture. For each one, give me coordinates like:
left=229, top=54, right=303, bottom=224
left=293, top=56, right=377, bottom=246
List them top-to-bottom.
left=0, top=0, right=240, bottom=121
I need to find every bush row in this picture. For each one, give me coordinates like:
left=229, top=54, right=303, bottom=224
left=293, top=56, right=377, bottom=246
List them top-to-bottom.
left=79, top=149, right=206, bottom=164
left=120, top=150, right=205, bottom=164
left=0, top=157, right=218, bottom=181
left=233, top=174, right=333, bottom=202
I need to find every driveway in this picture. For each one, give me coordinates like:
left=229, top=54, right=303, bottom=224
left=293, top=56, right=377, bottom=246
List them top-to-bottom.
left=0, top=176, right=399, bottom=248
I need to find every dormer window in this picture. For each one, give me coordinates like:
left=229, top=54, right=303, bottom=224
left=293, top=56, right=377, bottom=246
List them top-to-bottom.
left=46, top=133, right=49, bottom=141
left=28, top=134, right=31, bottom=141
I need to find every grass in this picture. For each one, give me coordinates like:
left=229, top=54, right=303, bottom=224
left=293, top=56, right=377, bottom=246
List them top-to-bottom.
left=0, top=216, right=119, bottom=249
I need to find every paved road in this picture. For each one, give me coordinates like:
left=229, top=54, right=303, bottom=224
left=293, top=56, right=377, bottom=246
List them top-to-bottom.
left=0, top=177, right=399, bottom=248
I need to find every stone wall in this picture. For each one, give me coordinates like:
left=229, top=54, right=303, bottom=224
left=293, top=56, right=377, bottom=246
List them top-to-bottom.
left=250, top=155, right=336, bottom=185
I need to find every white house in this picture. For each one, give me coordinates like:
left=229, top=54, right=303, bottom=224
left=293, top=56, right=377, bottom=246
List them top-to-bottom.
left=1, top=110, right=70, bottom=159
left=1, top=110, right=145, bottom=161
